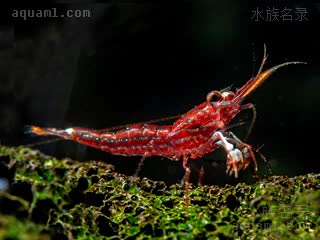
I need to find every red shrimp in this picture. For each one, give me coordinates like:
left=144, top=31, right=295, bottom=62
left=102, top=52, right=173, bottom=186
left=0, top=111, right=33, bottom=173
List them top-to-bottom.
left=27, top=45, right=306, bottom=214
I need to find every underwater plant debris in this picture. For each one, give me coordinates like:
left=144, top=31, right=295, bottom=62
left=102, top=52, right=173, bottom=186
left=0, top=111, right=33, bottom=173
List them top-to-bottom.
left=0, top=145, right=319, bottom=239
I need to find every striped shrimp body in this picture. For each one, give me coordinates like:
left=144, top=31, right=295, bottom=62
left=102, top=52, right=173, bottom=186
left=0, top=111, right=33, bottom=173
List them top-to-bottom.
left=28, top=45, right=306, bottom=214
left=30, top=100, right=231, bottom=165
left=31, top=124, right=173, bottom=157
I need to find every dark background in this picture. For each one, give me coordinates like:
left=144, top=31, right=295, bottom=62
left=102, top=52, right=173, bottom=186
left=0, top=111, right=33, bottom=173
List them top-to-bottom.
left=0, top=1, right=319, bottom=186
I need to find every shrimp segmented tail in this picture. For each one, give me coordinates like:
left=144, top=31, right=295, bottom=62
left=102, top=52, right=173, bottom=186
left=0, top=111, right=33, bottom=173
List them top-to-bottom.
left=26, top=124, right=174, bottom=158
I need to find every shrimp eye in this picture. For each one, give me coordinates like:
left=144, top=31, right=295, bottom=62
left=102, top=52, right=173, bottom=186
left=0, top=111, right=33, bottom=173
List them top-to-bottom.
left=206, top=90, right=223, bottom=102
left=221, top=91, right=235, bottom=101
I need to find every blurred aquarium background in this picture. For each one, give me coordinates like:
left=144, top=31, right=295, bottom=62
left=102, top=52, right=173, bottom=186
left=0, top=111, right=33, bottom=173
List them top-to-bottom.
left=0, top=1, right=319, bottom=186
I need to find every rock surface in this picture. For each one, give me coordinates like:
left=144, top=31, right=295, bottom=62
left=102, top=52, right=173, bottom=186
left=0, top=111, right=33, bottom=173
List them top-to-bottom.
left=0, top=145, right=319, bottom=239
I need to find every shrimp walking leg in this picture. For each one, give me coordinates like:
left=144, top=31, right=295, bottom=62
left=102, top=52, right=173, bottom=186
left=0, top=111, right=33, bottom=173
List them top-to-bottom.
left=241, top=103, right=257, bottom=141
left=194, top=131, right=247, bottom=178
left=226, top=131, right=258, bottom=175
left=228, top=131, right=272, bottom=175
left=134, top=156, right=147, bottom=177
left=182, top=156, right=191, bottom=215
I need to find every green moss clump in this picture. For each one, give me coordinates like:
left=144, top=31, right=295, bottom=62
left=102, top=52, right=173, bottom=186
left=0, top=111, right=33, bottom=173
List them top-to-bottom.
left=0, top=145, right=319, bottom=239
left=0, top=214, right=50, bottom=240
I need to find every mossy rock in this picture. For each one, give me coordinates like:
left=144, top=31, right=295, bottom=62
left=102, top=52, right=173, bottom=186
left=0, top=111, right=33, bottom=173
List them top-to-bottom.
left=0, top=145, right=319, bottom=239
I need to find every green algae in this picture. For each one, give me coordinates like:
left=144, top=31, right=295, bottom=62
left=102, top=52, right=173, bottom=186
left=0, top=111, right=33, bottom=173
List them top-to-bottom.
left=0, top=145, right=319, bottom=239
left=0, top=214, right=50, bottom=240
